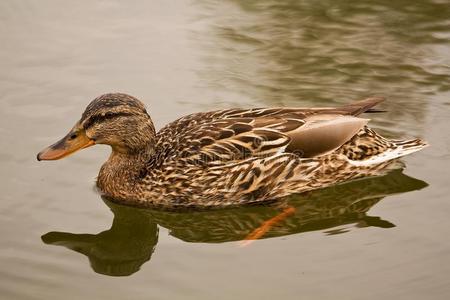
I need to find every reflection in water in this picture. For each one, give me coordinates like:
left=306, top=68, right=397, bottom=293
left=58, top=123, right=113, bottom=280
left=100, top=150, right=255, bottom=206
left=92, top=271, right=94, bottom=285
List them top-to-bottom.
left=195, top=0, right=449, bottom=133
left=42, top=170, right=427, bottom=277
left=42, top=210, right=159, bottom=277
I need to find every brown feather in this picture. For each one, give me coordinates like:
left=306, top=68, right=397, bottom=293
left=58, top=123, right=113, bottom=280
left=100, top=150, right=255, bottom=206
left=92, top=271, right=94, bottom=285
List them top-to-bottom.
left=40, top=93, right=426, bottom=208
left=286, top=115, right=369, bottom=157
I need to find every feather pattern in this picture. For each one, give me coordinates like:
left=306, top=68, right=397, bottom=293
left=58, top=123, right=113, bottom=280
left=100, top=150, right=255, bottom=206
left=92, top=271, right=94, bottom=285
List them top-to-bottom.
left=38, top=93, right=428, bottom=208
left=103, top=96, right=426, bottom=208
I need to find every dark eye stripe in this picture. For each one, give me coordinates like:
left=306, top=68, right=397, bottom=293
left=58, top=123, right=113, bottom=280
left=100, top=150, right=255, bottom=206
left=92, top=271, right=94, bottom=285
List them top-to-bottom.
left=83, top=112, right=134, bottom=130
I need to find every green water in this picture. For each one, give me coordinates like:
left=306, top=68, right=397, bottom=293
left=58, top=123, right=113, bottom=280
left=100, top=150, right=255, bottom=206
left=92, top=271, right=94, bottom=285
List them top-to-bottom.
left=1, top=1, right=449, bottom=299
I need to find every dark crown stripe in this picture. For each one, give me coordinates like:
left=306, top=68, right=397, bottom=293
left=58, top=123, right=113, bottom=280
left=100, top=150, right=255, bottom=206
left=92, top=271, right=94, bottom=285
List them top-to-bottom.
left=83, top=112, right=134, bottom=130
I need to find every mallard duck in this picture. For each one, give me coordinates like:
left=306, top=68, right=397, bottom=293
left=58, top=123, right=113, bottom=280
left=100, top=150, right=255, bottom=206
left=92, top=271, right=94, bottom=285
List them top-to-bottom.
left=37, top=93, right=427, bottom=208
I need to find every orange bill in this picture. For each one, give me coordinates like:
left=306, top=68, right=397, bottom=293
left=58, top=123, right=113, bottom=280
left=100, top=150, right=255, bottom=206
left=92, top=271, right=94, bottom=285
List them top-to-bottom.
left=37, top=130, right=95, bottom=161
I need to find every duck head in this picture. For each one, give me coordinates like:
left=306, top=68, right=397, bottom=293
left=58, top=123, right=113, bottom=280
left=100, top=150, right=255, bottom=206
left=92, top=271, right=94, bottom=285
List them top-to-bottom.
left=37, top=93, right=156, bottom=160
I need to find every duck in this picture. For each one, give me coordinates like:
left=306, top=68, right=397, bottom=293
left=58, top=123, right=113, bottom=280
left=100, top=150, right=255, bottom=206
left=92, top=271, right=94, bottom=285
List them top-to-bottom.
left=37, top=93, right=427, bottom=208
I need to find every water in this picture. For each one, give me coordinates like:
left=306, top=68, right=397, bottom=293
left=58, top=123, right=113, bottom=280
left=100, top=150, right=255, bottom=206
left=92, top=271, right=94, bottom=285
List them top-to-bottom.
left=1, top=0, right=449, bottom=299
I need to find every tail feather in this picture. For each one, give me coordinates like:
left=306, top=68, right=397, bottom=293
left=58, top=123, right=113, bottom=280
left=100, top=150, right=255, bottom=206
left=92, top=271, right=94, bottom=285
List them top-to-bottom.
left=336, top=126, right=428, bottom=166
left=347, top=138, right=428, bottom=167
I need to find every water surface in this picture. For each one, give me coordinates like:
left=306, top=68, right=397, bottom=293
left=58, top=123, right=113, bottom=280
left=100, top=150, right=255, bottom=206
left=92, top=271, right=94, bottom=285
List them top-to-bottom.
left=1, top=1, right=450, bottom=299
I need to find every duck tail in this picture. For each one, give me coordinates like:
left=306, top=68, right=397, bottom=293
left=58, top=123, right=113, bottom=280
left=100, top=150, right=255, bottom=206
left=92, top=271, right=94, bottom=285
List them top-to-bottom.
left=335, top=125, right=428, bottom=167
left=346, top=137, right=429, bottom=167
left=388, top=138, right=429, bottom=159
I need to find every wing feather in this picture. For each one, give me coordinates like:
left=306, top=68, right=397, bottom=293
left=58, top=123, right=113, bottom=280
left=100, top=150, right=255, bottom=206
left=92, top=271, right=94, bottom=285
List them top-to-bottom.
left=154, top=97, right=383, bottom=167
left=186, top=118, right=303, bottom=165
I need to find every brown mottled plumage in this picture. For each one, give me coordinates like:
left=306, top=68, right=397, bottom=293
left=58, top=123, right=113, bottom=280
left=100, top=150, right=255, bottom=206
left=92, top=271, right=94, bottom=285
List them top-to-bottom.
left=37, top=93, right=428, bottom=208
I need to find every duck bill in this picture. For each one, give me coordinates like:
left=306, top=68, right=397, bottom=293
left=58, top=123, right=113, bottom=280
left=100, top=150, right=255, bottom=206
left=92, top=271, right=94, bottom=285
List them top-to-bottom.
left=37, top=131, right=95, bottom=161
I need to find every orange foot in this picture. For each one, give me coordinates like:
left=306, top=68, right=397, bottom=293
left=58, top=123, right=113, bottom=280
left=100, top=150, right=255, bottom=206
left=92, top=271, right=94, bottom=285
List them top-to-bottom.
left=239, top=206, right=296, bottom=247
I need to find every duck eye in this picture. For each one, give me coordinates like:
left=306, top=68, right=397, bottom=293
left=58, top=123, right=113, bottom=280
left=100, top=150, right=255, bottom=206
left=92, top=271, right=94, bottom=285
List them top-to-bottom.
left=69, top=133, right=78, bottom=140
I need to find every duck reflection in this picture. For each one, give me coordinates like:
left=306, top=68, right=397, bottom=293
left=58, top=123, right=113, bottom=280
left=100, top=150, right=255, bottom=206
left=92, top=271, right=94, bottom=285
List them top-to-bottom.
left=42, top=169, right=426, bottom=276
left=42, top=207, right=159, bottom=277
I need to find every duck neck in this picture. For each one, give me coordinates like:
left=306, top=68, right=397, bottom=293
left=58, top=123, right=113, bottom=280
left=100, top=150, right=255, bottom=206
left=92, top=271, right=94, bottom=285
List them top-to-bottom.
left=97, top=144, right=155, bottom=198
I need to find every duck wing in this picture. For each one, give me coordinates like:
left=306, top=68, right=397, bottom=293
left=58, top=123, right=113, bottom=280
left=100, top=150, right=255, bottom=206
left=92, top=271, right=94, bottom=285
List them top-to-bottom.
left=154, top=97, right=384, bottom=165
